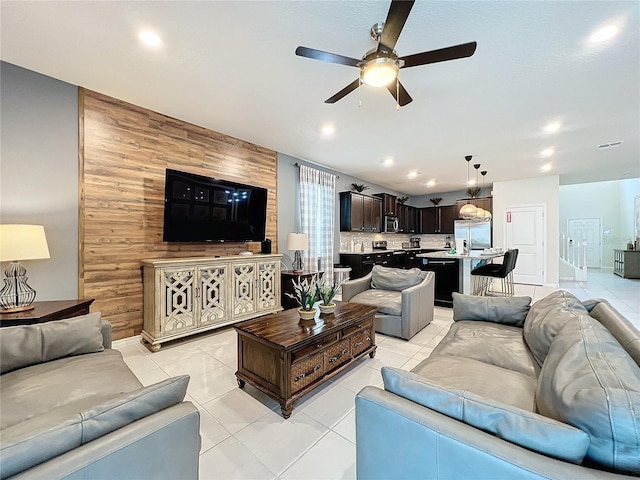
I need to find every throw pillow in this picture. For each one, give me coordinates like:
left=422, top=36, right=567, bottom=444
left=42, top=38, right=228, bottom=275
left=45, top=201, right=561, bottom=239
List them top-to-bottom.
left=371, top=265, right=423, bottom=292
left=523, top=290, right=587, bottom=366
left=452, top=292, right=531, bottom=326
left=0, top=312, right=104, bottom=374
left=536, top=316, right=640, bottom=474
left=381, top=366, right=590, bottom=464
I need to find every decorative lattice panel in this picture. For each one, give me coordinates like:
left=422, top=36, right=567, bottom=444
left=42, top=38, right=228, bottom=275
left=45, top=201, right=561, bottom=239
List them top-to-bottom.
left=258, top=262, right=278, bottom=309
left=233, top=264, right=256, bottom=316
left=200, top=266, right=227, bottom=325
left=162, top=270, right=195, bottom=333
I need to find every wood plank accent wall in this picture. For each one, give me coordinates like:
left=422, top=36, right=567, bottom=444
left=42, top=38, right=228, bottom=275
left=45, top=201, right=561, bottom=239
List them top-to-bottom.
left=79, top=89, right=278, bottom=340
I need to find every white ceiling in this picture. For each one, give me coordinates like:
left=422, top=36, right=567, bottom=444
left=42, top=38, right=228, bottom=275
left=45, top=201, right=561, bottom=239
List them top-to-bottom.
left=2, top=1, right=638, bottom=195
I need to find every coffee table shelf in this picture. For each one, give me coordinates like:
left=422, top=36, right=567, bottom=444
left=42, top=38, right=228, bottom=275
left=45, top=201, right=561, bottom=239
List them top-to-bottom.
left=235, top=301, right=377, bottom=418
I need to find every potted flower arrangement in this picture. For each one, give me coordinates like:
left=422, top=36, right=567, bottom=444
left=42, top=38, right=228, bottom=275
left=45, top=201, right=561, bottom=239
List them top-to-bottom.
left=316, top=274, right=346, bottom=315
left=285, top=275, right=318, bottom=321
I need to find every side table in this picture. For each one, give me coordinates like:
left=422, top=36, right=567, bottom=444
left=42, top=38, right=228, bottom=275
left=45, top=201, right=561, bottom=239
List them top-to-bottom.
left=281, top=270, right=322, bottom=310
left=0, top=299, right=95, bottom=327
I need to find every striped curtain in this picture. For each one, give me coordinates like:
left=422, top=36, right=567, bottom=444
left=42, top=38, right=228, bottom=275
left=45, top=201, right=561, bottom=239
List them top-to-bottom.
left=299, top=165, right=337, bottom=278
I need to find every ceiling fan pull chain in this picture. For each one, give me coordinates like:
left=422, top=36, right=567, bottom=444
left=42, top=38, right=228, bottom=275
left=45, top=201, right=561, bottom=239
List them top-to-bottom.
left=396, top=77, right=400, bottom=111
left=358, top=78, right=362, bottom=108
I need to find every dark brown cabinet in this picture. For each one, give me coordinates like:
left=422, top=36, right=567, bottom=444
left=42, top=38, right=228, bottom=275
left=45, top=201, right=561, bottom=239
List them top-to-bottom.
left=340, top=192, right=382, bottom=232
left=373, top=193, right=397, bottom=216
left=397, top=204, right=418, bottom=234
left=419, top=205, right=457, bottom=234
left=339, top=251, right=392, bottom=279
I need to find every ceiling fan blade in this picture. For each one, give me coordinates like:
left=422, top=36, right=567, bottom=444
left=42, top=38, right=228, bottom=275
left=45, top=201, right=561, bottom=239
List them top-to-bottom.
left=377, top=0, right=415, bottom=54
left=399, top=41, right=477, bottom=68
left=295, top=46, right=361, bottom=67
left=325, top=79, right=361, bottom=104
left=386, top=80, right=413, bottom=107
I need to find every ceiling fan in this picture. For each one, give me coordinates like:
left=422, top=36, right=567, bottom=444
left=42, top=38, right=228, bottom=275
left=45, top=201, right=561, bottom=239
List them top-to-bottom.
left=295, top=0, right=477, bottom=107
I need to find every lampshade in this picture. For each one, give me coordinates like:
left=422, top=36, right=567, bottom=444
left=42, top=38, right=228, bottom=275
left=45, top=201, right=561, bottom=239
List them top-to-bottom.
left=361, top=58, right=399, bottom=87
left=459, top=203, right=478, bottom=219
left=475, top=207, right=486, bottom=218
left=0, top=225, right=50, bottom=262
left=286, top=233, right=308, bottom=251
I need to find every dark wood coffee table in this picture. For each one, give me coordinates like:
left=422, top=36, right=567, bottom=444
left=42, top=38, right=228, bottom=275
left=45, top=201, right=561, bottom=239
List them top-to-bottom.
left=235, top=301, right=377, bottom=418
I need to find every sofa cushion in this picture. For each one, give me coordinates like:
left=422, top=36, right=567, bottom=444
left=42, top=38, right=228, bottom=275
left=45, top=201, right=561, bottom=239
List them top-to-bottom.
left=371, top=265, right=423, bottom=292
left=351, top=289, right=402, bottom=316
left=523, top=290, right=588, bottom=367
left=452, top=292, right=531, bottom=327
left=588, top=300, right=640, bottom=366
left=0, top=312, right=104, bottom=374
left=536, top=315, right=640, bottom=474
left=430, top=321, right=539, bottom=378
left=0, top=349, right=142, bottom=429
left=410, top=355, right=537, bottom=411
left=382, top=366, right=590, bottom=464
left=0, top=375, right=189, bottom=479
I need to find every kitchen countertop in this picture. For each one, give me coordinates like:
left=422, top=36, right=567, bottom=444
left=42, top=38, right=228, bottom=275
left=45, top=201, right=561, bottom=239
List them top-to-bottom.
left=340, top=248, right=449, bottom=255
left=417, top=251, right=505, bottom=260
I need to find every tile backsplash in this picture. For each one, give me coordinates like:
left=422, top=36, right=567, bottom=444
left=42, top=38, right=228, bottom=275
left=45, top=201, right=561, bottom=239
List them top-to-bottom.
left=339, top=232, right=450, bottom=253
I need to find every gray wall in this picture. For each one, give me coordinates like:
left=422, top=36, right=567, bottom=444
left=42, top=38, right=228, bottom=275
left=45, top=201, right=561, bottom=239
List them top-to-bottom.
left=0, top=62, right=79, bottom=300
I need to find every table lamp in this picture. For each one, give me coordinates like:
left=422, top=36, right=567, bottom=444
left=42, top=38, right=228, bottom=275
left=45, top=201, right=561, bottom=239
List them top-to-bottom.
left=0, top=225, right=50, bottom=312
left=286, top=233, right=308, bottom=274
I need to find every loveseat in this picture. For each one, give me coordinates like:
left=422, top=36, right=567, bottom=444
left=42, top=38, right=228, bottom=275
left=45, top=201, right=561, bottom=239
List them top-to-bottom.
left=342, top=265, right=435, bottom=340
left=356, top=291, right=640, bottom=479
left=0, top=313, right=200, bottom=479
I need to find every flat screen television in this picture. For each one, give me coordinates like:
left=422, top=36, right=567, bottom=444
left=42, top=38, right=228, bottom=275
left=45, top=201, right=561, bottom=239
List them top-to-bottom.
left=162, top=168, right=267, bottom=242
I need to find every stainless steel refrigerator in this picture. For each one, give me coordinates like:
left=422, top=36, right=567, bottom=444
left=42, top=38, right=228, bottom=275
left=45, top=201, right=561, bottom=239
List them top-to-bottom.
left=454, top=219, right=492, bottom=250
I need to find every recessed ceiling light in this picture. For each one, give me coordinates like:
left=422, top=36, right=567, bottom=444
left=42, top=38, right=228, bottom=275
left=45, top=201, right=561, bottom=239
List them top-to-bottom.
left=589, top=25, right=619, bottom=44
left=139, top=30, right=162, bottom=48
left=543, top=122, right=561, bottom=133
left=321, top=124, right=335, bottom=136
left=540, top=147, right=554, bottom=158
left=383, top=158, right=394, bottom=167
left=541, top=163, right=552, bottom=172
left=407, top=171, right=417, bottom=179
left=426, top=180, right=435, bottom=187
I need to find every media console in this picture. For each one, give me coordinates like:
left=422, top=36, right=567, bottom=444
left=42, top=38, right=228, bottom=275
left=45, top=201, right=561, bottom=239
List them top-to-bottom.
left=141, top=254, right=282, bottom=351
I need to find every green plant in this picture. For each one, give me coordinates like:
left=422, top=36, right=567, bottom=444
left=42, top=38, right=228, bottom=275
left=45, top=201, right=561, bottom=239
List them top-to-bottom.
left=351, top=183, right=370, bottom=192
left=466, top=186, right=482, bottom=198
left=397, top=196, right=409, bottom=204
left=429, top=197, right=442, bottom=206
left=317, top=274, right=346, bottom=306
left=285, top=275, right=318, bottom=311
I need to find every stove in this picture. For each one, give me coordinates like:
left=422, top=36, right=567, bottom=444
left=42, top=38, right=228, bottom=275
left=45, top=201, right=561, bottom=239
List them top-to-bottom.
left=372, top=241, right=388, bottom=250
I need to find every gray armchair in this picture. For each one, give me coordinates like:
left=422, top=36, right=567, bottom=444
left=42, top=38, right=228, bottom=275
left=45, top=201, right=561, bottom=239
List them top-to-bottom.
left=342, top=266, right=435, bottom=340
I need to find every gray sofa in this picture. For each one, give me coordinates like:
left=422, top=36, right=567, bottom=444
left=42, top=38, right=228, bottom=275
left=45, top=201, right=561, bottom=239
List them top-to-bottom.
left=342, top=265, right=435, bottom=340
left=356, top=291, right=640, bottom=479
left=0, top=313, right=200, bottom=479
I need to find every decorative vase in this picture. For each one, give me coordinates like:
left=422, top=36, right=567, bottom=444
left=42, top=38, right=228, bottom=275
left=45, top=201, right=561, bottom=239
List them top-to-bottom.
left=318, top=302, right=336, bottom=314
left=297, top=307, right=316, bottom=321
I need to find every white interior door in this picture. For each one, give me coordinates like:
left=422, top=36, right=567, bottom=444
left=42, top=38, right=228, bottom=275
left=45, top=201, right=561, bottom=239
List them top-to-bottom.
left=505, top=204, right=545, bottom=285
left=568, top=218, right=602, bottom=268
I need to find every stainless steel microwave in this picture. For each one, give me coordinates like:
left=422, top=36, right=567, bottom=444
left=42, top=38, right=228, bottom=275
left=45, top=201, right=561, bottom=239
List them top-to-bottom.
left=384, top=215, right=399, bottom=233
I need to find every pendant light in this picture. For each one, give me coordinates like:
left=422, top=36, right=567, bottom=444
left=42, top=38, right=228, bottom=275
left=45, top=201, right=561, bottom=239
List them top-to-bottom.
left=459, top=155, right=478, bottom=219
left=481, top=170, right=492, bottom=219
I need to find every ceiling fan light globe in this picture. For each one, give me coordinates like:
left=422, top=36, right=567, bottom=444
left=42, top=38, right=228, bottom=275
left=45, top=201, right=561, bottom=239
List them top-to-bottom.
left=361, top=58, right=398, bottom=87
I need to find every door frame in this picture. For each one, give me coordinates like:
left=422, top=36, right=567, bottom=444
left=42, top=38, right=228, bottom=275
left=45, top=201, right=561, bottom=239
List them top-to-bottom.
left=504, top=203, right=546, bottom=286
left=567, top=217, right=602, bottom=268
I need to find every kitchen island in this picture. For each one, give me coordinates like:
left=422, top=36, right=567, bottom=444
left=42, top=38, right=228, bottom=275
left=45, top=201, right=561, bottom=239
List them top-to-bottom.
left=417, top=250, right=504, bottom=306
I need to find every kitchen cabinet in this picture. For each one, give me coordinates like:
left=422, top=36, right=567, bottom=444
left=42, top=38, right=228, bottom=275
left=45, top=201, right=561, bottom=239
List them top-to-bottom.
left=340, top=192, right=382, bottom=232
left=374, top=193, right=398, bottom=216
left=456, top=197, right=493, bottom=216
left=396, top=205, right=419, bottom=234
left=419, top=205, right=457, bottom=234
left=339, top=251, right=392, bottom=279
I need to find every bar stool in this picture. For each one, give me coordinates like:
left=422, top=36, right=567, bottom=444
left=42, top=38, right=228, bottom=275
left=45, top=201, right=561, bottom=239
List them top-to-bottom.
left=471, top=249, right=519, bottom=296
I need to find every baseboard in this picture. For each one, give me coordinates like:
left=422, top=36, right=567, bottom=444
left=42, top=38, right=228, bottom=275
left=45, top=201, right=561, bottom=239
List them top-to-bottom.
left=112, top=334, right=141, bottom=348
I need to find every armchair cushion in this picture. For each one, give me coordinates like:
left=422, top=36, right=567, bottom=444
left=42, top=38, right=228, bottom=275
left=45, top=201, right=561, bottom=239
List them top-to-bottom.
left=371, top=266, right=423, bottom=292
left=350, top=289, right=402, bottom=316
left=452, top=293, right=531, bottom=327
left=0, top=312, right=104, bottom=374
left=381, top=366, right=590, bottom=464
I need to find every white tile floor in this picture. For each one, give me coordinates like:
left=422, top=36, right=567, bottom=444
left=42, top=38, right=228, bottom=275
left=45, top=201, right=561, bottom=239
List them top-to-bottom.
left=114, top=268, right=639, bottom=479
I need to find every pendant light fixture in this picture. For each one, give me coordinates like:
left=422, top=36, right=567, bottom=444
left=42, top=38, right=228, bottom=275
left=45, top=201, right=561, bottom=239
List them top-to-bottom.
left=459, top=155, right=478, bottom=219
left=480, top=170, right=492, bottom=219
